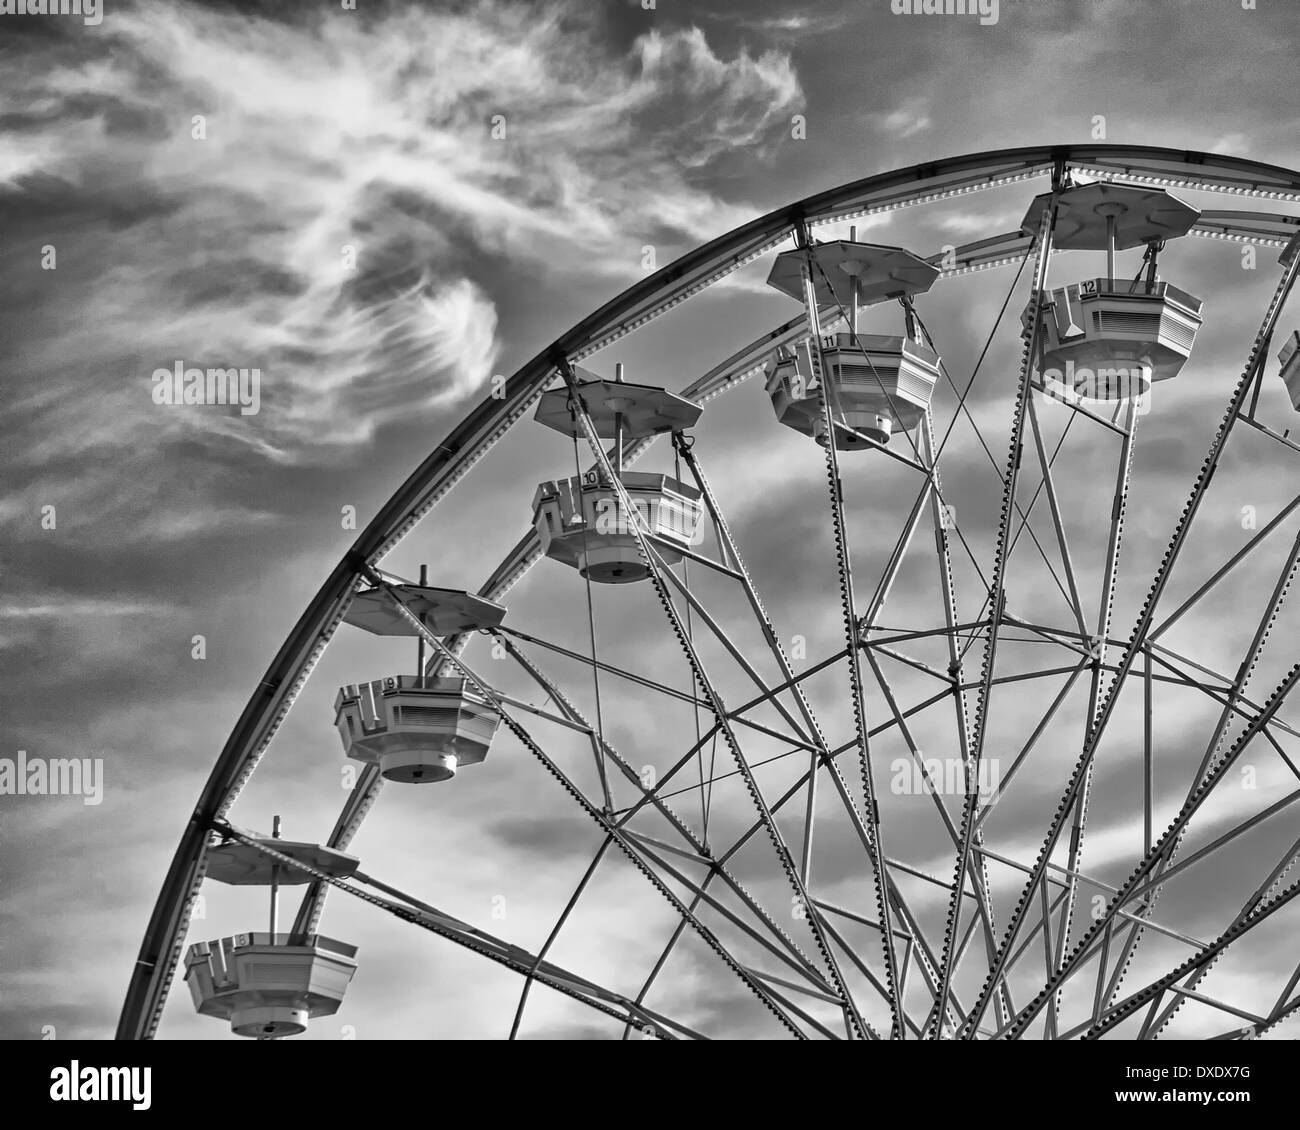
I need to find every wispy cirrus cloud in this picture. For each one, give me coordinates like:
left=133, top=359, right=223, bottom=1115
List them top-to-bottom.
left=0, top=0, right=800, bottom=474
left=879, top=102, right=932, bottom=140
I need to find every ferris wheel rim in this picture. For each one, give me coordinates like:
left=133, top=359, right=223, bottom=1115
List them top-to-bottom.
left=118, top=143, right=1300, bottom=1041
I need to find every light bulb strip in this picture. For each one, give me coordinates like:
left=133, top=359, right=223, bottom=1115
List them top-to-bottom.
left=1075, top=165, right=1300, bottom=203
left=810, top=166, right=1053, bottom=228
left=1190, top=228, right=1290, bottom=248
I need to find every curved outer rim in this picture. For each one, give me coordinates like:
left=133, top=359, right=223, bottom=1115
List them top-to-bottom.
left=118, top=144, right=1300, bottom=1040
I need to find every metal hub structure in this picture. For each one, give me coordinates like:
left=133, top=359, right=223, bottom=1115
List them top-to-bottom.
left=119, top=145, right=1300, bottom=1040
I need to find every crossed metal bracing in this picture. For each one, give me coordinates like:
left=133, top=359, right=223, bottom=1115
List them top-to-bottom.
left=120, top=145, right=1300, bottom=1040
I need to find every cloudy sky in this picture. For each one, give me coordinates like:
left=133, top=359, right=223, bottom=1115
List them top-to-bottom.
left=3, top=0, right=1300, bottom=1041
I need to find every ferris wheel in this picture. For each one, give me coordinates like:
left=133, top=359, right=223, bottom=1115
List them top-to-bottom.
left=117, top=144, right=1300, bottom=1040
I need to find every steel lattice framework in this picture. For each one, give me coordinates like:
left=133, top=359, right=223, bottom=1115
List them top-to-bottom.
left=119, top=145, right=1300, bottom=1040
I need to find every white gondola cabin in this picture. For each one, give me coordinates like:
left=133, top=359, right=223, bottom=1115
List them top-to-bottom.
left=1022, top=181, right=1204, bottom=400
left=764, top=237, right=943, bottom=449
left=1026, top=278, right=1204, bottom=397
left=767, top=332, right=942, bottom=448
left=532, top=368, right=705, bottom=584
left=533, top=470, right=703, bottom=584
left=334, top=675, right=500, bottom=783
left=185, top=933, right=358, bottom=1039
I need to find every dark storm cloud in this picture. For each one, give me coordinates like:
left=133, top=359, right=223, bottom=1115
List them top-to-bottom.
left=483, top=812, right=604, bottom=862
